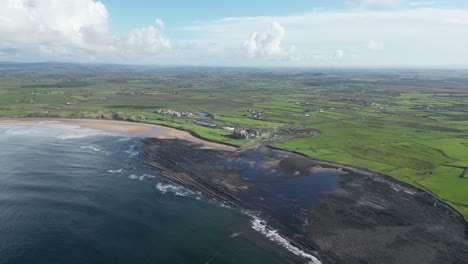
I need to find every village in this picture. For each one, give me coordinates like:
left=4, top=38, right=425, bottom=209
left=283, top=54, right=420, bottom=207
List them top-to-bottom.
left=154, top=108, right=318, bottom=140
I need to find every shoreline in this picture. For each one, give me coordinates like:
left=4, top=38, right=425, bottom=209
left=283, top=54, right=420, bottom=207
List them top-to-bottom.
left=0, top=117, right=236, bottom=151
left=1, top=117, right=466, bottom=223
left=2, top=117, right=467, bottom=262
left=142, top=139, right=468, bottom=263
left=267, top=144, right=468, bottom=225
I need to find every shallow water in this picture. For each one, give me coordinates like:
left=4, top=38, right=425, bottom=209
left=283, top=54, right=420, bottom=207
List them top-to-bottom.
left=0, top=123, right=314, bottom=264
left=222, top=149, right=339, bottom=237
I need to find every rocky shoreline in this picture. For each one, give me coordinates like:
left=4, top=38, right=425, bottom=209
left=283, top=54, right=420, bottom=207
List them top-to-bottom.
left=2, top=118, right=467, bottom=263
left=142, top=138, right=468, bottom=264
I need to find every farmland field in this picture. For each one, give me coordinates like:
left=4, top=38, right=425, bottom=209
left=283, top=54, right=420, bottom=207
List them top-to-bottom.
left=1, top=63, right=467, bottom=218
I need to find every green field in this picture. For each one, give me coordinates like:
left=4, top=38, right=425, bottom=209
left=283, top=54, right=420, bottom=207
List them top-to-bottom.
left=1, top=63, right=467, bottom=219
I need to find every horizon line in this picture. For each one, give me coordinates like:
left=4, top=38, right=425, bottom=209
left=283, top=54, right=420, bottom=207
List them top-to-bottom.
left=1, top=61, right=468, bottom=70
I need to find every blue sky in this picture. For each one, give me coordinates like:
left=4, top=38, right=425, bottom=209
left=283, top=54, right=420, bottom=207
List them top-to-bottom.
left=1, top=0, right=468, bottom=67
left=103, top=0, right=342, bottom=31
left=103, top=0, right=467, bottom=33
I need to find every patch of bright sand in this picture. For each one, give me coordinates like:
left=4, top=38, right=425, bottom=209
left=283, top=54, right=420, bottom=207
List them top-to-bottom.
left=0, top=118, right=236, bottom=151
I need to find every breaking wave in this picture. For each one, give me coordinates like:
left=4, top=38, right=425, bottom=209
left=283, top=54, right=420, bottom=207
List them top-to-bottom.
left=0, top=121, right=117, bottom=140
left=125, top=143, right=139, bottom=158
left=80, top=146, right=102, bottom=152
left=107, top=168, right=123, bottom=174
left=128, top=174, right=157, bottom=181
left=128, top=174, right=139, bottom=180
left=155, top=183, right=200, bottom=198
left=244, top=211, right=321, bottom=264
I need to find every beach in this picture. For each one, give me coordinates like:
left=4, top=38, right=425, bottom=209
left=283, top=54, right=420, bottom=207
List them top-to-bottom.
left=0, top=118, right=236, bottom=151
left=1, top=118, right=467, bottom=263
left=0, top=123, right=301, bottom=264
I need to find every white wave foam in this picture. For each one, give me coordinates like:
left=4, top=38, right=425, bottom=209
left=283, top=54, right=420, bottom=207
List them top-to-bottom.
left=0, top=122, right=117, bottom=140
left=125, top=144, right=139, bottom=158
left=80, top=146, right=102, bottom=152
left=108, top=168, right=123, bottom=174
left=128, top=174, right=139, bottom=180
left=128, top=174, right=157, bottom=181
left=139, top=174, right=156, bottom=181
left=155, top=183, right=197, bottom=197
left=218, top=202, right=232, bottom=208
left=244, top=211, right=321, bottom=264
left=229, top=232, right=242, bottom=238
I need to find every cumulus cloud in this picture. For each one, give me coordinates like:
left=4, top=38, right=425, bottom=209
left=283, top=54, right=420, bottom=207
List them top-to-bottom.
left=0, top=0, right=170, bottom=62
left=0, top=0, right=109, bottom=47
left=1, top=0, right=467, bottom=66
left=183, top=8, right=468, bottom=66
left=154, top=18, right=165, bottom=29
left=243, top=22, right=295, bottom=59
left=126, top=26, right=171, bottom=54
left=368, top=40, right=385, bottom=50
left=333, top=50, right=345, bottom=60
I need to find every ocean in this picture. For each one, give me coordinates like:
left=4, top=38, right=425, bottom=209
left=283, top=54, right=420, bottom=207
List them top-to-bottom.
left=0, top=122, right=317, bottom=264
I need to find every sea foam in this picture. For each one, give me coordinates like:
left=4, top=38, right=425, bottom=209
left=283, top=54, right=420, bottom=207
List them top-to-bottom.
left=0, top=122, right=116, bottom=140
left=125, top=143, right=139, bottom=158
left=80, top=146, right=102, bottom=152
left=107, top=168, right=123, bottom=174
left=128, top=174, right=157, bottom=181
left=129, top=174, right=139, bottom=180
left=155, top=183, right=198, bottom=197
left=244, top=210, right=321, bottom=264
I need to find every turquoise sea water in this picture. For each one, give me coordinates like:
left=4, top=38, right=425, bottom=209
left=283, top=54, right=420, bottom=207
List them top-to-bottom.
left=0, top=122, right=316, bottom=264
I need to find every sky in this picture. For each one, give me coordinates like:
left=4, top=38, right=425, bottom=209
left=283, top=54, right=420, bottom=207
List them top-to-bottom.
left=1, top=0, right=468, bottom=67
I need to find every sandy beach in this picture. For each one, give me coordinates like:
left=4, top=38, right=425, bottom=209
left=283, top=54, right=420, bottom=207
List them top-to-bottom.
left=0, top=118, right=236, bottom=151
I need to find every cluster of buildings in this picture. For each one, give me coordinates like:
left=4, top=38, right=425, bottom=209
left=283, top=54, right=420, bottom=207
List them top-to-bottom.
left=156, top=109, right=194, bottom=117
left=246, top=109, right=264, bottom=119
left=232, top=128, right=270, bottom=139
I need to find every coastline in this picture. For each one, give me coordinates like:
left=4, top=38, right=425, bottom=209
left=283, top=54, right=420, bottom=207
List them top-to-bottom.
left=1, top=117, right=465, bottom=224
left=1, top=117, right=466, bottom=223
left=2, top=117, right=467, bottom=263
left=0, top=118, right=236, bottom=151
left=141, top=139, right=468, bottom=263
left=266, top=145, right=468, bottom=224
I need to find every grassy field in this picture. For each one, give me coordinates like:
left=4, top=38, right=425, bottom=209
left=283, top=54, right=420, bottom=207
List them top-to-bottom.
left=1, top=63, right=467, bottom=219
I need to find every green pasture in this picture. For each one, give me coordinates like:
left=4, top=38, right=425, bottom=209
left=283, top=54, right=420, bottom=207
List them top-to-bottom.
left=0, top=64, right=467, bottom=219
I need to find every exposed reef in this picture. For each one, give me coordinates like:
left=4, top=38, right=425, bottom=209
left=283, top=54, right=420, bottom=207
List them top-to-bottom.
left=142, top=138, right=468, bottom=264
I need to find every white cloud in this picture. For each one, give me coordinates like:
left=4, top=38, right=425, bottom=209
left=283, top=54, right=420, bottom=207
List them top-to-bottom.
left=0, top=0, right=171, bottom=62
left=0, top=0, right=109, bottom=47
left=346, top=0, right=404, bottom=9
left=1, top=1, right=467, bottom=66
left=409, top=1, right=436, bottom=7
left=181, top=8, right=468, bottom=66
left=154, top=18, right=165, bottom=29
left=445, top=18, right=468, bottom=25
left=243, top=22, right=295, bottom=59
left=126, top=26, right=171, bottom=54
left=368, top=40, right=385, bottom=50
left=333, top=50, right=345, bottom=60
